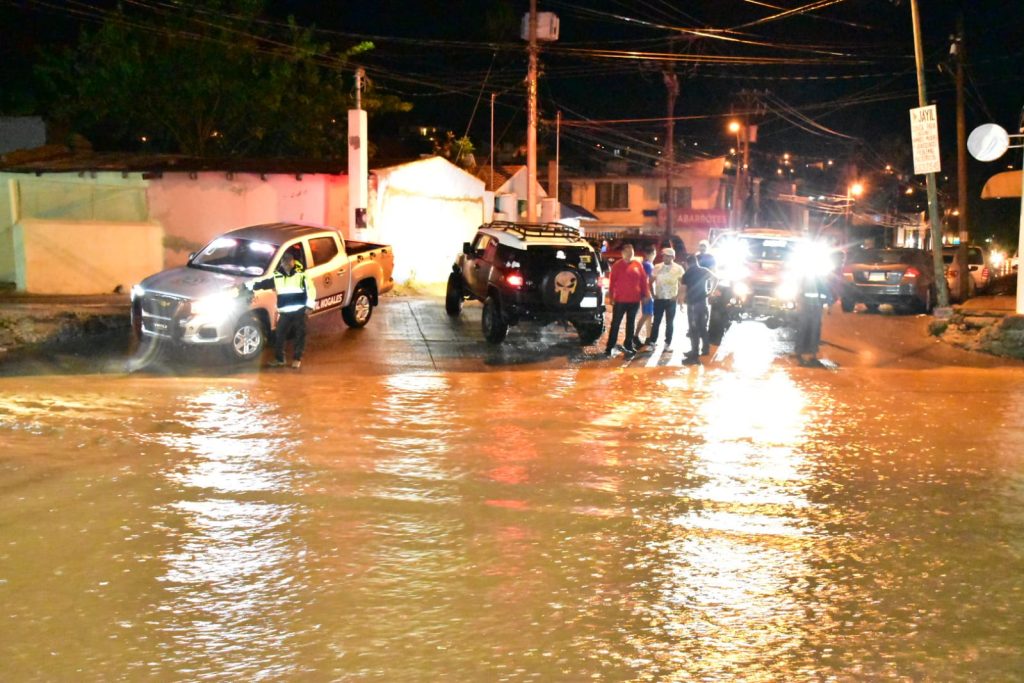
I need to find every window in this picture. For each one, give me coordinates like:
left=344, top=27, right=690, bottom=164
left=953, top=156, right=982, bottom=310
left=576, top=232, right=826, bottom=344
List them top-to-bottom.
left=558, top=181, right=573, bottom=204
left=595, top=182, right=629, bottom=210
left=659, top=186, right=692, bottom=209
left=308, top=236, right=339, bottom=266
left=283, top=242, right=306, bottom=268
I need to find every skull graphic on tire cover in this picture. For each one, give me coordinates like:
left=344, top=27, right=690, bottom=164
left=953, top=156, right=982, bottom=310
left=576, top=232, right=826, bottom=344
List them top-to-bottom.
left=554, top=271, right=578, bottom=304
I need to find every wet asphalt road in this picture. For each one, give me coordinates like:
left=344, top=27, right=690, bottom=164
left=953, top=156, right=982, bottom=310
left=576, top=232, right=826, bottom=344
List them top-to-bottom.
left=0, top=295, right=1018, bottom=378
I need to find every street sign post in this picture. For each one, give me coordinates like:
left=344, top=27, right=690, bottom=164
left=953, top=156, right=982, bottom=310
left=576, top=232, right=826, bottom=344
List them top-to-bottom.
left=910, top=105, right=942, bottom=175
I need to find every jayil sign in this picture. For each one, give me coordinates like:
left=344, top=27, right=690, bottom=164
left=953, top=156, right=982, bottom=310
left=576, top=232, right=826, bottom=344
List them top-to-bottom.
left=909, top=105, right=941, bottom=175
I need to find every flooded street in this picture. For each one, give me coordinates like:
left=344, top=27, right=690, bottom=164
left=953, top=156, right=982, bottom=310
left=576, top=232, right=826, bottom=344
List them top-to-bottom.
left=2, top=301, right=1024, bottom=680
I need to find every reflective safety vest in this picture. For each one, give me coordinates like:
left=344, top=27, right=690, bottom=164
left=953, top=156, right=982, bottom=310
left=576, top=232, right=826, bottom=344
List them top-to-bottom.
left=253, top=263, right=317, bottom=313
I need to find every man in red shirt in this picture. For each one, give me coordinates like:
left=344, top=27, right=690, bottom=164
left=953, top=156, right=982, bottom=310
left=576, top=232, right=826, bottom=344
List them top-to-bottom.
left=604, top=244, right=652, bottom=357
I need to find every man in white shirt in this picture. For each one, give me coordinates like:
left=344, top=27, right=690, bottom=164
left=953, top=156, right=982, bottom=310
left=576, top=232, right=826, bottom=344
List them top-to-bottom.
left=647, top=247, right=685, bottom=350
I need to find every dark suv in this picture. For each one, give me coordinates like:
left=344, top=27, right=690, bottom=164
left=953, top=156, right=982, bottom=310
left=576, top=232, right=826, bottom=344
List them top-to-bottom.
left=446, top=222, right=606, bottom=344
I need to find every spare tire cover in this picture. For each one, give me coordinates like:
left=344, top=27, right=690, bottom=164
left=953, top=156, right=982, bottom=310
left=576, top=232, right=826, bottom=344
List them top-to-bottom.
left=541, top=267, right=585, bottom=308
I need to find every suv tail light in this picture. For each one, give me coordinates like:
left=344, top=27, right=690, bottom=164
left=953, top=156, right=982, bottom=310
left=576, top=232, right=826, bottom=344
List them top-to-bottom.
left=904, top=266, right=921, bottom=279
left=981, top=266, right=990, bottom=281
left=506, top=272, right=524, bottom=288
left=599, top=274, right=610, bottom=290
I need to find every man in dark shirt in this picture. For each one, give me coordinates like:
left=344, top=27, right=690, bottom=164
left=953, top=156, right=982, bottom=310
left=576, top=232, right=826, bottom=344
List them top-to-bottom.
left=681, top=254, right=716, bottom=364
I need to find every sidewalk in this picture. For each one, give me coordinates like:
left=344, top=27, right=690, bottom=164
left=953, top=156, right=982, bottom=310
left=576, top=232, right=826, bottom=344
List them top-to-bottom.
left=0, top=293, right=131, bottom=355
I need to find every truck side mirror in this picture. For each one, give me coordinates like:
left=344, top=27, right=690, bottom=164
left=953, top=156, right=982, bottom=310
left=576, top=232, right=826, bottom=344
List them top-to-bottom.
left=463, top=242, right=473, bottom=256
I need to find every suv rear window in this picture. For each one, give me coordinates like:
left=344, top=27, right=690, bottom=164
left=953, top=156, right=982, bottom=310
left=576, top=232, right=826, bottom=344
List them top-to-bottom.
left=521, top=245, right=598, bottom=276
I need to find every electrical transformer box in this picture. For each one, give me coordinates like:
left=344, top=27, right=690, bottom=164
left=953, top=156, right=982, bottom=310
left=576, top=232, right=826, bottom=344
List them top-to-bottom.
left=520, top=12, right=559, bottom=41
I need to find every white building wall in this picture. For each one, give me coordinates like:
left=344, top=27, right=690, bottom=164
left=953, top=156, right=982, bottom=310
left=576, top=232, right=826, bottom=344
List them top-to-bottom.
left=369, top=157, right=486, bottom=284
left=147, top=172, right=346, bottom=267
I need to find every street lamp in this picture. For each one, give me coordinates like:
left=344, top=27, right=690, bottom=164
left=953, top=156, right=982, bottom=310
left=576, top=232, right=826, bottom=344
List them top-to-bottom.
left=846, top=182, right=864, bottom=243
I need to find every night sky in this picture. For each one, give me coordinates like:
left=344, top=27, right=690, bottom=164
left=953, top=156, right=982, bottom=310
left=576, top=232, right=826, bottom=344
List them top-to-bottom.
left=3, top=0, right=1023, bottom=238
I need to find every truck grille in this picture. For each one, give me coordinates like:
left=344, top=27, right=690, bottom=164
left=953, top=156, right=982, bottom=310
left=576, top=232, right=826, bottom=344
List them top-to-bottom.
left=141, top=294, right=187, bottom=337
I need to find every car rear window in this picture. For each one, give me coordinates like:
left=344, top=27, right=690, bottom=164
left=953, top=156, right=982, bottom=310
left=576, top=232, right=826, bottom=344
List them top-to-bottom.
left=942, top=248, right=985, bottom=266
left=849, top=249, right=922, bottom=265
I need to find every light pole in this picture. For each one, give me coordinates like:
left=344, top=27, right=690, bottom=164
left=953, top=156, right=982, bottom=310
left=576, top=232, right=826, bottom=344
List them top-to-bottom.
left=728, top=120, right=747, bottom=229
left=847, top=181, right=864, bottom=243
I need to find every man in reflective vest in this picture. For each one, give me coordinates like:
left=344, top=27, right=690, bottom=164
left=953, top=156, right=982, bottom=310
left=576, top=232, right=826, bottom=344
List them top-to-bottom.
left=251, top=252, right=316, bottom=368
left=794, top=269, right=832, bottom=367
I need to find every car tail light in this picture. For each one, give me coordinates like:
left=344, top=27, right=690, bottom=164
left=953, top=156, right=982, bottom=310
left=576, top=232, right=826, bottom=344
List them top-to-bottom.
left=904, top=266, right=921, bottom=279
left=982, top=266, right=990, bottom=281
left=506, top=272, right=524, bottom=288
left=599, top=275, right=610, bottom=290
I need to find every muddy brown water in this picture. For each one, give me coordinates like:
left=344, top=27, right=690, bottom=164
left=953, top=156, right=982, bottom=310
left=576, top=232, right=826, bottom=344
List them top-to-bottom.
left=2, top=364, right=1023, bottom=680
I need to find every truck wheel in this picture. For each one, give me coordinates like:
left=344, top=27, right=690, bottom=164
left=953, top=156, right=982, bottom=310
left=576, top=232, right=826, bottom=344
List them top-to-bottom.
left=445, top=273, right=463, bottom=316
left=342, top=285, right=373, bottom=328
left=482, top=296, right=508, bottom=343
left=841, top=298, right=854, bottom=313
left=223, top=312, right=265, bottom=362
left=573, top=320, right=603, bottom=346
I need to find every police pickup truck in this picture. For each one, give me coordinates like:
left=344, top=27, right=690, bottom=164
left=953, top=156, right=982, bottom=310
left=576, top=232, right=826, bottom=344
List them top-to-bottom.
left=131, top=223, right=394, bottom=361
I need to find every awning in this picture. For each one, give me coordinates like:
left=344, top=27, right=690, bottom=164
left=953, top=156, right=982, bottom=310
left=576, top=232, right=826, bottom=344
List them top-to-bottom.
left=981, top=170, right=1022, bottom=199
left=560, top=202, right=598, bottom=221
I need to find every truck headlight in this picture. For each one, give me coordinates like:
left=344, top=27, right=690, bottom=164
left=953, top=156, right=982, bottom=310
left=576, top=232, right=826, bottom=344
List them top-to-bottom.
left=776, top=281, right=798, bottom=302
left=190, top=292, right=239, bottom=323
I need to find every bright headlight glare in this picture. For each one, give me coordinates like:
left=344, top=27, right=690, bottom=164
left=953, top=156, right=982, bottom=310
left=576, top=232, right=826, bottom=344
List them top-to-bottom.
left=715, top=238, right=749, bottom=270
left=792, top=240, right=834, bottom=276
left=733, top=280, right=751, bottom=298
left=776, top=281, right=798, bottom=301
left=130, top=284, right=145, bottom=300
left=190, top=292, right=238, bottom=320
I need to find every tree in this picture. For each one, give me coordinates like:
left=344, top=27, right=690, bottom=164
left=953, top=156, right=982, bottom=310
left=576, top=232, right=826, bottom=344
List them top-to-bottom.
left=36, top=0, right=410, bottom=158
left=433, top=131, right=477, bottom=168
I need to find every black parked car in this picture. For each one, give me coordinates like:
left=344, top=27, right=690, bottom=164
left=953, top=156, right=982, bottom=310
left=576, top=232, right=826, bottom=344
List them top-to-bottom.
left=446, top=222, right=606, bottom=344
left=840, top=247, right=937, bottom=313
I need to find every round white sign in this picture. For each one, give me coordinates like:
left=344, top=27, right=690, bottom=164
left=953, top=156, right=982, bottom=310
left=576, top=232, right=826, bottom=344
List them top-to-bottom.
left=967, top=123, right=1010, bottom=162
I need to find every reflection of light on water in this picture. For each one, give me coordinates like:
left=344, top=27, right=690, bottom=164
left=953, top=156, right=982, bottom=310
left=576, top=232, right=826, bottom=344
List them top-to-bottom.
left=716, top=321, right=789, bottom=375
left=629, top=369, right=817, bottom=678
left=371, top=373, right=457, bottom=505
left=156, top=388, right=305, bottom=678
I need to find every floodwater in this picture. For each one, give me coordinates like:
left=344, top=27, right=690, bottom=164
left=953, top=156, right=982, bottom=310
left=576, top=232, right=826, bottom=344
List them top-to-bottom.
left=2, top=362, right=1024, bottom=681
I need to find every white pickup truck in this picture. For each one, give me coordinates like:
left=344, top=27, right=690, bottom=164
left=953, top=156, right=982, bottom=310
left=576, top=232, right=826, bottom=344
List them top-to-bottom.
left=131, top=222, right=394, bottom=361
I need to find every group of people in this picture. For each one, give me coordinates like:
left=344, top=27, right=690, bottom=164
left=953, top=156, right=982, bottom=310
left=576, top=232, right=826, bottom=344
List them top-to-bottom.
left=604, top=240, right=717, bottom=365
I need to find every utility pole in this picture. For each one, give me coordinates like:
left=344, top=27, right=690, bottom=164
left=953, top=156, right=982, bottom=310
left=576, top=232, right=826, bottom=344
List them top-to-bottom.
left=526, top=0, right=538, bottom=222
left=909, top=0, right=950, bottom=308
left=953, top=16, right=970, bottom=301
left=663, top=68, right=678, bottom=238
left=490, top=92, right=496, bottom=193
left=555, top=110, right=561, bottom=204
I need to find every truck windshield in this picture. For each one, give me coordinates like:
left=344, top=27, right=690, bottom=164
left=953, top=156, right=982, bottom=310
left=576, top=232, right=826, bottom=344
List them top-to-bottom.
left=190, top=237, right=278, bottom=275
left=740, top=237, right=796, bottom=262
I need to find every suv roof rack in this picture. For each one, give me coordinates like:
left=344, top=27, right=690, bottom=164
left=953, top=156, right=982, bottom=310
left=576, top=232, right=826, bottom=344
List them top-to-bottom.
left=484, top=220, right=584, bottom=242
